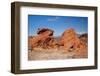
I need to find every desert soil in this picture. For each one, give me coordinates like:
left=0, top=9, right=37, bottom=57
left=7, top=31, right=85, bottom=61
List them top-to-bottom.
left=28, top=48, right=87, bottom=60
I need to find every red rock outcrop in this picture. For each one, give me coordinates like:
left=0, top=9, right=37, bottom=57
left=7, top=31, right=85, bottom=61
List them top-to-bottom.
left=28, top=28, right=88, bottom=58
left=29, top=28, right=57, bottom=50
left=29, top=28, right=87, bottom=58
left=59, top=28, right=87, bottom=57
left=59, top=28, right=80, bottom=50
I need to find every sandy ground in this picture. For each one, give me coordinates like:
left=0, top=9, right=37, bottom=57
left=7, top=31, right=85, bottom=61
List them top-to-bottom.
left=28, top=48, right=87, bottom=60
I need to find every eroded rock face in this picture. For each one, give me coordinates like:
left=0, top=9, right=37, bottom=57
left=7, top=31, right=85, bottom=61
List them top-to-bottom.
left=28, top=28, right=88, bottom=59
left=29, top=28, right=57, bottom=50
left=29, top=28, right=87, bottom=57
left=59, top=28, right=87, bottom=57
left=59, top=28, right=80, bottom=50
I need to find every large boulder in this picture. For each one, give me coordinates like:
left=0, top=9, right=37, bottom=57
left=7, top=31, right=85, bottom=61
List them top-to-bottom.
left=59, top=28, right=80, bottom=50
left=59, top=28, right=87, bottom=57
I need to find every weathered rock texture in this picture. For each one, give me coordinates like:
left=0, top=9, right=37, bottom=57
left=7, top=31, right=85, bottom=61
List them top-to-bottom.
left=28, top=28, right=87, bottom=59
left=29, top=28, right=58, bottom=50
left=59, top=28, right=87, bottom=57
left=59, top=28, right=80, bottom=50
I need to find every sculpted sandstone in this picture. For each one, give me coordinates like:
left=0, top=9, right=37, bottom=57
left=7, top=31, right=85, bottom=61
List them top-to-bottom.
left=28, top=28, right=87, bottom=58
left=29, top=28, right=57, bottom=50
left=59, top=28, right=87, bottom=57
left=59, top=28, right=80, bottom=50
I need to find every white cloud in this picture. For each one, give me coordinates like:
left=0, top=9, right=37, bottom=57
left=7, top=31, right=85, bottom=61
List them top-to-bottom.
left=47, top=17, right=59, bottom=21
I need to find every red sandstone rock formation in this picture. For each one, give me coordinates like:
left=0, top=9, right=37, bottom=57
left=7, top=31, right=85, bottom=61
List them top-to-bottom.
left=28, top=28, right=88, bottom=58
left=29, top=28, right=87, bottom=58
left=30, top=28, right=57, bottom=50
left=59, top=28, right=87, bottom=57
left=59, top=28, right=80, bottom=50
left=60, top=28, right=84, bottom=50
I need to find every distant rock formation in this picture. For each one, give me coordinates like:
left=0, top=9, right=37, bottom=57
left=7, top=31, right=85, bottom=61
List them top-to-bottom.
left=79, top=33, right=88, bottom=44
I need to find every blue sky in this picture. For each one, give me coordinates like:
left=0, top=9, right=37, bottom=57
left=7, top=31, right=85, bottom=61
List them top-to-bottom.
left=28, top=15, right=88, bottom=36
